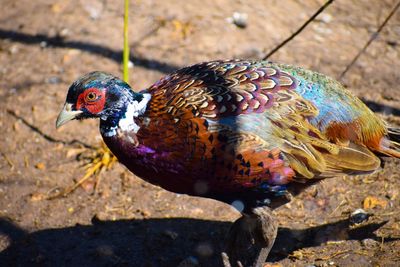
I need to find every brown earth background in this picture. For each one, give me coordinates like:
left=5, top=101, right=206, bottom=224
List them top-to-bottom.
left=1, top=0, right=400, bottom=266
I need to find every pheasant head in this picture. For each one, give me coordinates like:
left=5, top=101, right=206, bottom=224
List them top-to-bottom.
left=56, top=71, right=151, bottom=137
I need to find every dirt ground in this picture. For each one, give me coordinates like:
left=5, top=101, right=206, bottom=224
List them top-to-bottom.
left=1, top=0, right=400, bottom=266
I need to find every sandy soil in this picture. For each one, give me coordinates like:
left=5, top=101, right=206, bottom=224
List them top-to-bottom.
left=0, top=0, right=400, bottom=266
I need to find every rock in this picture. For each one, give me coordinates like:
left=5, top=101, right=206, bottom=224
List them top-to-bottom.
left=227, top=12, right=248, bottom=28
left=349, top=208, right=369, bottom=225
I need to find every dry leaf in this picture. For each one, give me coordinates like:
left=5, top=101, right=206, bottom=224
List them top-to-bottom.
left=35, top=162, right=46, bottom=170
left=363, top=196, right=388, bottom=209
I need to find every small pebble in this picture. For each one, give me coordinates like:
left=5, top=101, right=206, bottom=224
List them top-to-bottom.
left=227, top=12, right=248, bottom=28
left=59, top=28, right=70, bottom=38
left=40, top=41, right=47, bottom=48
left=9, top=45, right=19, bottom=54
left=350, top=208, right=369, bottom=225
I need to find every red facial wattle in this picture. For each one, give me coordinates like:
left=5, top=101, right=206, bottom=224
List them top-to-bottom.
left=76, top=87, right=106, bottom=114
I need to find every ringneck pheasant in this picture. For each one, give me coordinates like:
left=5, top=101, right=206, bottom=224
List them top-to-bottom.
left=57, top=60, right=400, bottom=266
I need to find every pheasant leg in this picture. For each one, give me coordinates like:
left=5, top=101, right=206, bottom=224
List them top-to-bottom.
left=224, top=206, right=277, bottom=267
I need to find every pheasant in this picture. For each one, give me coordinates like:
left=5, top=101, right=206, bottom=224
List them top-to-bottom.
left=56, top=60, right=400, bottom=267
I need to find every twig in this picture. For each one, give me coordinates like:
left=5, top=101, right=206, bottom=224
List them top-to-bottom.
left=262, top=0, right=335, bottom=60
left=339, top=0, right=400, bottom=80
left=7, top=109, right=96, bottom=150
left=0, top=151, right=14, bottom=170
left=329, top=198, right=347, bottom=217
left=317, top=249, right=351, bottom=261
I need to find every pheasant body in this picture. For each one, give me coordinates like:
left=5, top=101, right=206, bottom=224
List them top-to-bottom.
left=57, top=60, right=400, bottom=209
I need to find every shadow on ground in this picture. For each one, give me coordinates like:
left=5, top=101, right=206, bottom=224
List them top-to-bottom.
left=0, top=29, right=181, bottom=74
left=362, top=99, right=400, bottom=117
left=0, top=216, right=391, bottom=267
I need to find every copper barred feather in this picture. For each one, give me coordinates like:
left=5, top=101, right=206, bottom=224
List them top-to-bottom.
left=58, top=59, right=400, bottom=208
left=148, top=61, right=298, bottom=120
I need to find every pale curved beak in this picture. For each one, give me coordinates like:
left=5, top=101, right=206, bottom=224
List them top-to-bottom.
left=56, top=103, right=83, bottom=128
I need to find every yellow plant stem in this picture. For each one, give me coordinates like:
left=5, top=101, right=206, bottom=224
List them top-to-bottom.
left=123, top=0, right=130, bottom=83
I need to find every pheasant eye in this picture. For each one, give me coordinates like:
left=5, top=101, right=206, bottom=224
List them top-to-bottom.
left=86, top=92, right=97, bottom=102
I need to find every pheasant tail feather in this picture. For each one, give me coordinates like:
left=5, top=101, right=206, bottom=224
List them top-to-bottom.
left=378, top=127, right=400, bottom=158
left=324, top=143, right=381, bottom=175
